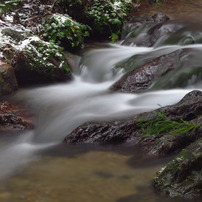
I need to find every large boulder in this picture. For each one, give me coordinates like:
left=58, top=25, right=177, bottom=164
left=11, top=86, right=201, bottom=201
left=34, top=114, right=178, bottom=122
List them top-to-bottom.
left=121, top=13, right=202, bottom=47
left=1, top=36, right=72, bottom=85
left=13, top=37, right=72, bottom=85
left=111, top=47, right=202, bottom=93
left=111, top=50, right=182, bottom=93
left=0, top=59, right=18, bottom=96
left=64, top=90, right=202, bottom=157
left=153, top=136, right=202, bottom=199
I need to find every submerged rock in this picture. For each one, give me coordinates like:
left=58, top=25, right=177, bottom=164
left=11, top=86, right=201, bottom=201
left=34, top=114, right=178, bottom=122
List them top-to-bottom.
left=64, top=90, right=202, bottom=157
left=0, top=101, right=34, bottom=131
left=153, top=136, right=202, bottom=199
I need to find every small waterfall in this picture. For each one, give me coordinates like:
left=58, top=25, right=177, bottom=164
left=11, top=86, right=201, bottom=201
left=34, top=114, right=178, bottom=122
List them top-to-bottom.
left=1, top=42, right=202, bottom=179
left=15, top=44, right=202, bottom=144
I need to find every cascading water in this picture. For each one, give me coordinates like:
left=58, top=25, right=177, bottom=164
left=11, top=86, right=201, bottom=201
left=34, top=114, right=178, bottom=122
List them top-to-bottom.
left=0, top=42, right=201, bottom=181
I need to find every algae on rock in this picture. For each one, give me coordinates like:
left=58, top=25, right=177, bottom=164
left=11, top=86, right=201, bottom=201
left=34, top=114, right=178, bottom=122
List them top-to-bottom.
left=153, top=135, right=202, bottom=199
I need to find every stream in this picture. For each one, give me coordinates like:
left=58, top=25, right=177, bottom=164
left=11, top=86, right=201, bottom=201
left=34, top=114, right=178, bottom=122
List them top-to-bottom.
left=2, top=1, right=202, bottom=200
left=0, top=42, right=201, bottom=201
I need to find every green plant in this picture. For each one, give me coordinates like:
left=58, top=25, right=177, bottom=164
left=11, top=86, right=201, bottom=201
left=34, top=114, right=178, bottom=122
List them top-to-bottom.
left=0, top=0, right=22, bottom=15
left=86, top=0, right=132, bottom=41
left=43, top=14, right=90, bottom=49
left=23, top=36, right=71, bottom=78
left=137, top=112, right=200, bottom=138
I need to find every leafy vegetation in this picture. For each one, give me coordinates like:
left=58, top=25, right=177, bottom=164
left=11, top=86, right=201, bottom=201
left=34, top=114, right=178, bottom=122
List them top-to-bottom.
left=0, top=0, right=22, bottom=15
left=53, top=0, right=132, bottom=41
left=86, top=0, right=132, bottom=40
left=43, top=14, right=90, bottom=49
left=23, top=37, right=71, bottom=78
left=137, top=112, right=200, bottom=138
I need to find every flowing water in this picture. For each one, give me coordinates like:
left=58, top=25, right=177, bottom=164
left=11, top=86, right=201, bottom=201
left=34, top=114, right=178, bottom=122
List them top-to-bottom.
left=2, top=2, right=202, bottom=200
left=0, top=42, right=201, bottom=202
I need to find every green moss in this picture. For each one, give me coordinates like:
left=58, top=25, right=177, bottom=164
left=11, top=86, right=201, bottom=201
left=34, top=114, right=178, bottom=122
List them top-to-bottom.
left=0, top=0, right=22, bottom=15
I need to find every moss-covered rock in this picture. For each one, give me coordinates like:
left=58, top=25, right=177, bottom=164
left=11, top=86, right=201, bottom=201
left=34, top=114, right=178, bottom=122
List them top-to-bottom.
left=12, top=36, right=72, bottom=85
left=153, top=136, right=202, bottom=199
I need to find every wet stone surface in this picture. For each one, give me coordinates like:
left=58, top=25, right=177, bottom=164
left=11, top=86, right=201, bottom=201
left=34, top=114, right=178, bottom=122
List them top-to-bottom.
left=64, top=90, right=202, bottom=157
left=0, top=101, right=34, bottom=131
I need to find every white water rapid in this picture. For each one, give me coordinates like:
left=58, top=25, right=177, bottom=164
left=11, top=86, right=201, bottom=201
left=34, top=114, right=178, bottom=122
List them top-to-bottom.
left=1, top=43, right=202, bottom=179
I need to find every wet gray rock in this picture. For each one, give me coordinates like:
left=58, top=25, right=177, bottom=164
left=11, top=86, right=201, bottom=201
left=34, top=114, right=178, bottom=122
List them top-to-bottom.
left=121, top=13, right=184, bottom=47
left=122, top=13, right=170, bottom=39
left=112, top=47, right=202, bottom=93
left=111, top=50, right=182, bottom=93
left=64, top=90, right=202, bottom=157
left=0, top=100, right=34, bottom=131
left=64, top=120, right=140, bottom=144
left=153, top=136, right=202, bottom=199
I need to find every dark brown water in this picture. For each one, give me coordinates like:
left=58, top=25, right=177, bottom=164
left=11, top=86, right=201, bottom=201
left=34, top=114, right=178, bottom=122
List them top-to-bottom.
left=137, top=0, right=202, bottom=24
left=0, top=144, right=189, bottom=202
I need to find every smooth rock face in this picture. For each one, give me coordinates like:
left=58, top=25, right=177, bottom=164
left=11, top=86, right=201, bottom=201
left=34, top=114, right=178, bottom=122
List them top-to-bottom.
left=111, top=47, right=202, bottom=93
left=0, top=59, right=18, bottom=96
left=64, top=90, right=202, bottom=157
left=0, top=101, right=34, bottom=131
left=64, top=120, right=140, bottom=144
left=153, top=136, right=202, bottom=199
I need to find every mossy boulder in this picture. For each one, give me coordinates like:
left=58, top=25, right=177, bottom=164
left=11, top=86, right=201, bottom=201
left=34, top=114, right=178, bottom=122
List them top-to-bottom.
left=12, top=36, right=72, bottom=85
left=153, top=136, right=202, bottom=199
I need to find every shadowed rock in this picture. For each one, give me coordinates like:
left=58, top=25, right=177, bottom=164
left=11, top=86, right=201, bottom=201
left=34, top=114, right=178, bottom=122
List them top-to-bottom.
left=0, top=59, right=18, bottom=96
left=153, top=136, right=202, bottom=199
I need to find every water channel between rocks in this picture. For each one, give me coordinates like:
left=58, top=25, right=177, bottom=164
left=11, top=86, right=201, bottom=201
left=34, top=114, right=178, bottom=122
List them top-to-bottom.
left=2, top=1, right=202, bottom=200
left=0, top=42, right=201, bottom=202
